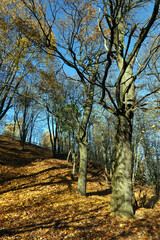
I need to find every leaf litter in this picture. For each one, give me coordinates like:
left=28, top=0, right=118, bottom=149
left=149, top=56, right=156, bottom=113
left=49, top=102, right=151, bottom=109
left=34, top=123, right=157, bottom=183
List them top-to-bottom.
left=0, top=136, right=159, bottom=239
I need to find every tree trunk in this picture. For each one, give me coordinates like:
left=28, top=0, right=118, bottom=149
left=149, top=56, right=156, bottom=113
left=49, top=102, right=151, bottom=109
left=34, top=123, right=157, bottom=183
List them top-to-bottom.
left=111, top=15, right=136, bottom=215
left=76, top=82, right=95, bottom=196
left=47, top=114, right=54, bottom=157
left=110, top=115, right=134, bottom=218
left=77, top=139, right=88, bottom=196
left=72, top=151, right=76, bottom=176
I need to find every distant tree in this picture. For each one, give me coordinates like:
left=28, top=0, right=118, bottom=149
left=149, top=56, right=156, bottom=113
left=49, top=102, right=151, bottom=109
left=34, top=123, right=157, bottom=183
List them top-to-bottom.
left=14, top=0, right=102, bottom=196
left=0, top=2, right=37, bottom=120
left=0, top=29, right=31, bottom=120
left=36, top=69, right=64, bottom=156
left=13, top=84, right=39, bottom=150
left=133, top=109, right=160, bottom=191
left=3, top=121, right=19, bottom=139
left=40, top=130, right=52, bottom=149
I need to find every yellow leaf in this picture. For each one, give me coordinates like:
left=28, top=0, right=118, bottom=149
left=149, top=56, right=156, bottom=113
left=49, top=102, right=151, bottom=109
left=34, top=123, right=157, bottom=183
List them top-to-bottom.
left=69, top=227, right=74, bottom=230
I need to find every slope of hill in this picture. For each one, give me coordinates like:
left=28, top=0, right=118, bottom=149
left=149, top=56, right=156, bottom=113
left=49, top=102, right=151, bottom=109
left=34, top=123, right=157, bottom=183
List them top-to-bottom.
left=0, top=135, right=52, bottom=167
left=0, top=136, right=160, bottom=239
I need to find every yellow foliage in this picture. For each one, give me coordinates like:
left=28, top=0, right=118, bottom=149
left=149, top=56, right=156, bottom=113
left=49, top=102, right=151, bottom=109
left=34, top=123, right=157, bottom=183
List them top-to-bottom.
left=0, top=0, right=56, bottom=49
left=3, top=121, right=20, bottom=138
left=40, top=131, right=52, bottom=149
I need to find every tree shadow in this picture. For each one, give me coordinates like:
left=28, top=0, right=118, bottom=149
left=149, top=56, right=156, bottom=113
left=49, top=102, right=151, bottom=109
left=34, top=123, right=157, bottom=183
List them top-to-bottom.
left=0, top=137, right=52, bottom=167
left=0, top=162, right=71, bottom=183
left=0, top=167, right=74, bottom=195
left=86, top=188, right=111, bottom=197
left=133, top=194, right=160, bottom=213
left=0, top=206, right=109, bottom=238
left=1, top=208, right=159, bottom=240
left=0, top=219, right=88, bottom=238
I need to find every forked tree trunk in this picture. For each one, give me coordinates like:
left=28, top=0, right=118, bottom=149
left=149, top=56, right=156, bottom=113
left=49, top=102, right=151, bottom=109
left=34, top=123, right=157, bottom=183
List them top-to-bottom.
left=110, top=14, right=136, bottom=215
left=110, top=65, right=135, bottom=218
left=110, top=115, right=134, bottom=218
left=77, top=139, right=88, bottom=196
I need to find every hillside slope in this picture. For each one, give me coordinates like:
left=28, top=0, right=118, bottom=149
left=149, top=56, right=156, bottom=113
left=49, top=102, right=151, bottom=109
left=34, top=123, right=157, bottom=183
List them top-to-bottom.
left=0, top=135, right=52, bottom=167
left=0, top=136, right=160, bottom=239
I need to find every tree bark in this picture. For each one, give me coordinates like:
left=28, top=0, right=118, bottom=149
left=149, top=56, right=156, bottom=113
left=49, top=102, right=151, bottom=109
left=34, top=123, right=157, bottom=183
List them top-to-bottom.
left=110, top=14, right=136, bottom=216
left=110, top=65, right=135, bottom=218
left=77, top=84, right=95, bottom=196
left=47, top=114, right=54, bottom=157
left=110, top=114, right=134, bottom=218
left=77, top=139, right=88, bottom=196
left=72, top=151, right=76, bottom=177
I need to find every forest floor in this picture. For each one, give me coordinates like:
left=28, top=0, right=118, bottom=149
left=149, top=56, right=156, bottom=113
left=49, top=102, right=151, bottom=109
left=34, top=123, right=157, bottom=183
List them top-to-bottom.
left=0, top=135, right=160, bottom=240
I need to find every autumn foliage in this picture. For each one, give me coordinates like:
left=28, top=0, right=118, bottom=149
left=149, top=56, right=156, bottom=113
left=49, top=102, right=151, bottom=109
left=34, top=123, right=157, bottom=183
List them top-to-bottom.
left=0, top=135, right=160, bottom=239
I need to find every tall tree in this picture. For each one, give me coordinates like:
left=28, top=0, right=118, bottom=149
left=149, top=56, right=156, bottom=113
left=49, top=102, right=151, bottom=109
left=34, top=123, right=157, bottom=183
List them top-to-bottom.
left=0, top=0, right=47, bottom=120
left=14, top=0, right=159, bottom=217
left=18, top=0, right=105, bottom=196
left=97, top=0, right=160, bottom=218
left=0, top=19, right=30, bottom=120
left=15, top=84, right=39, bottom=150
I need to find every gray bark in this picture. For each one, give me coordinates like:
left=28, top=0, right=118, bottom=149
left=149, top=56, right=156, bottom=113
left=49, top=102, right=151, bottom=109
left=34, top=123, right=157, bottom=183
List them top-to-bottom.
left=109, top=13, right=136, bottom=217
left=110, top=63, right=135, bottom=218
left=77, top=84, right=95, bottom=195
left=111, top=115, right=134, bottom=218
left=77, top=139, right=88, bottom=195
left=72, top=151, right=76, bottom=176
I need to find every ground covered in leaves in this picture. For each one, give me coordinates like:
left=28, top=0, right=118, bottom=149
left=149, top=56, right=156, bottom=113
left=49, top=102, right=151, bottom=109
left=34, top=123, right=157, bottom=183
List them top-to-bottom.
left=0, top=136, right=160, bottom=239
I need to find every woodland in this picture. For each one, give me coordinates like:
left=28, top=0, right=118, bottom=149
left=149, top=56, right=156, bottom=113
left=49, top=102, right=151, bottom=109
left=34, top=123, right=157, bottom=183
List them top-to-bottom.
left=0, top=0, right=160, bottom=238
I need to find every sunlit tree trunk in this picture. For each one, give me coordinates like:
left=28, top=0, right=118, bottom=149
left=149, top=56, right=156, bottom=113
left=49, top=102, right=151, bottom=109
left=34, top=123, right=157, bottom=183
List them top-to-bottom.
left=109, top=11, right=136, bottom=216
left=111, top=53, right=135, bottom=216
left=77, top=84, right=95, bottom=196
left=111, top=93, right=135, bottom=218
left=47, top=113, right=54, bottom=157
left=111, top=114, right=134, bottom=218
left=77, top=138, right=88, bottom=195
left=72, top=151, right=76, bottom=176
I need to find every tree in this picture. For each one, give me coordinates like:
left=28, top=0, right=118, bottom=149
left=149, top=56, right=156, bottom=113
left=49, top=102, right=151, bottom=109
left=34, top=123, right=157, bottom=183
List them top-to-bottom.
left=0, top=0, right=56, bottom=122
left=15, top=0, right=159, bottom=218
left=18, top=0, right=105, bottom=196
left=97, top=0, right=160, bottom=218
left=0, top=20, right=30, bottom=120
left=35, top=67, right=65, bottom=156
left=43, top=75, right=82, bottom=161
left=14, top=84, right=40, bottom=150
left=134, top=109, right=160, bottom=190
left=3, top=121, right=19, bottom=138
left=40, top=130, right=52, bottom=149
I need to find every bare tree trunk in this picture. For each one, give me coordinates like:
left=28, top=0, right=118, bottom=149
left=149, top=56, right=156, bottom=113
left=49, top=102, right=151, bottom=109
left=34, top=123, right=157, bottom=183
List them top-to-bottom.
left=109, top=13, right=136, bottom=215
left=77, top=84, right=95, bottom=196
left=12, top=108, right=19, bottom=140
left=47, top=114, right=54, bottom=157
left=110, top=115, right=134, bottom=218
left=54, top=122, right=58, bottom=154
left=77, top=138, right=88, bottom=196
left=67, top=149, right=72, bottom=162
left=72, top=151, right=76, bottom=177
